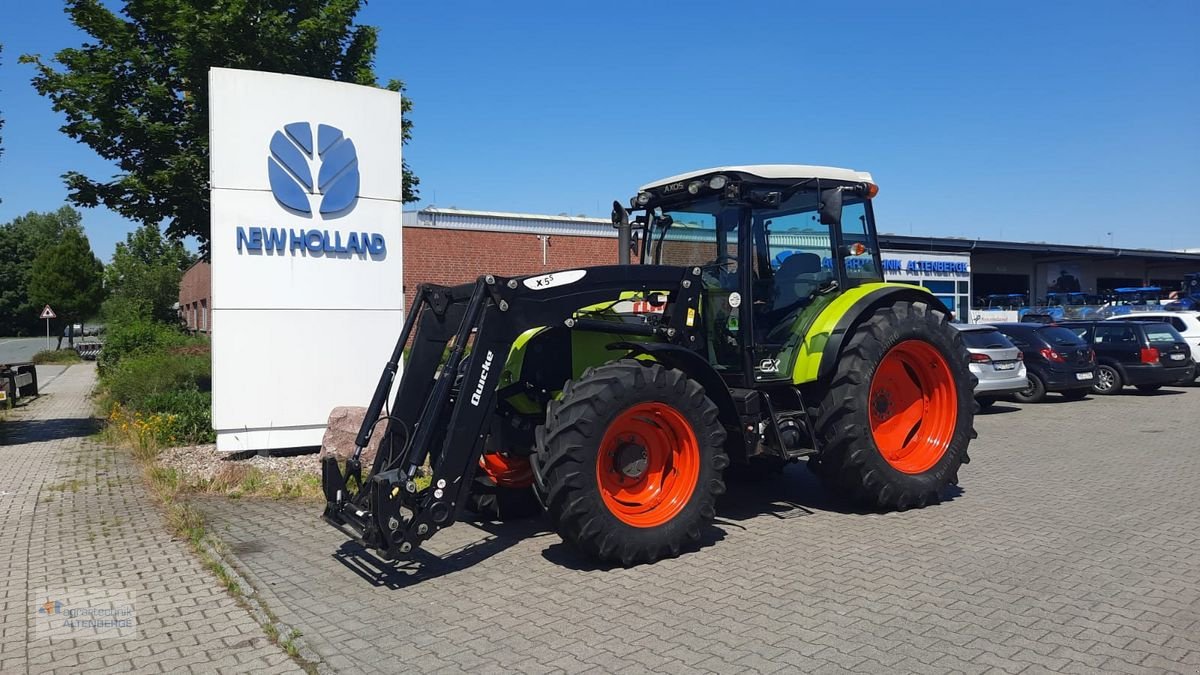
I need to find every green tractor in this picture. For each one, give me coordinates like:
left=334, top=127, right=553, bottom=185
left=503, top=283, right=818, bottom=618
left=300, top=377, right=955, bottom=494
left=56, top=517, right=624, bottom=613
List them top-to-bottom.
left=323, top=165, right=976, bottom=566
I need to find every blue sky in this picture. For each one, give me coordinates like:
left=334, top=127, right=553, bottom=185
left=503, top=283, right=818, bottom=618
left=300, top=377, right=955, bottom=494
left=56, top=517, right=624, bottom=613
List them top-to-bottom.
left=1, top=0, right=1198, bottom=261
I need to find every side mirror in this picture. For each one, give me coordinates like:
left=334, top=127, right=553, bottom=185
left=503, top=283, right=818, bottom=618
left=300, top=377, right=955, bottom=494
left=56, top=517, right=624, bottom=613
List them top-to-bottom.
left=819, top=187, right=843, bottom=226
left=611, top=200, right=630, bottom=229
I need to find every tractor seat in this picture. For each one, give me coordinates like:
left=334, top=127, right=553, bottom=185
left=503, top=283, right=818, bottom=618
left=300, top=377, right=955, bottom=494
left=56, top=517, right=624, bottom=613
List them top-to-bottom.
left=756, top=252, right=830, bottom=343
left=772, top=252, right=827, bottom=309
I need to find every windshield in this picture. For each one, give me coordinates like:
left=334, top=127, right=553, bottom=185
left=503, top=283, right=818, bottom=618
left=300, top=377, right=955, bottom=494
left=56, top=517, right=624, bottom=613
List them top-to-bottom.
left=644, top=191, right=881, bottom=286
left=754, top=194, right=878, bottom=284
left=650, top=196, right=738, bottom=270
left=1145, top=323, right=1184, bottom=344
left=1037, top=326, right=1087, bottom=347
left=960, top=329, right=1014, bottom=350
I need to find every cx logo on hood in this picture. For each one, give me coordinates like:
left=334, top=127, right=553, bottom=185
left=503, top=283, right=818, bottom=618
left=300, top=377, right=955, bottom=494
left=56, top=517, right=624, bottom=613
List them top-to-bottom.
left=267, top=122, right=359, bottom=216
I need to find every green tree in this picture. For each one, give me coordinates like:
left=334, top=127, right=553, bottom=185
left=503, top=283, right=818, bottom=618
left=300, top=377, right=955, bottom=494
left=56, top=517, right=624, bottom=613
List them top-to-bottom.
left=21, top=0, right=419, bottom=252
left=0, top=207, right=84, bottom=336
left=102, top=223, right=194, bottom=324
left=28, top=225, right=105, bottom=345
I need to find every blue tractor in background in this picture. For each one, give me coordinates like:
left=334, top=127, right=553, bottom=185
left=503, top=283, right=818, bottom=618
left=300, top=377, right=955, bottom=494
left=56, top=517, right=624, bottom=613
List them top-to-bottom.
left=1164, top=273, right=1200, bottom=311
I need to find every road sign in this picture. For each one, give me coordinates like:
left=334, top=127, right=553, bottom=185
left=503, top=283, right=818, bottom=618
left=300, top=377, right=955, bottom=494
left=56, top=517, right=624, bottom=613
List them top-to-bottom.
left=40, top=305, right=56, bottom=350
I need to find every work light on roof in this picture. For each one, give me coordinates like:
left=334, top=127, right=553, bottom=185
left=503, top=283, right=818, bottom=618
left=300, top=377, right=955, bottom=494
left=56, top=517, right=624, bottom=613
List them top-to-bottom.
left=708, top=175, right=728, bottom=190
left=687, top=180, right=703, bottom=195
left=635, top=191, right=652, bottom=206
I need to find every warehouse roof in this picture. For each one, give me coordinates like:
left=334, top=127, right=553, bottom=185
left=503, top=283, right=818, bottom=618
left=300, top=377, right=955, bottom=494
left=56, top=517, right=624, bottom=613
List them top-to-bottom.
left=404, top=207, right=1200, bottom=263
left=878, top=233, right=1200, bottom=263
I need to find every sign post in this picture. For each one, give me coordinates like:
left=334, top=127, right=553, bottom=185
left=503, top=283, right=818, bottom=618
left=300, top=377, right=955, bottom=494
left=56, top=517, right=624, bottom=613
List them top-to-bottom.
left=40, top=305, right=56, bottom=351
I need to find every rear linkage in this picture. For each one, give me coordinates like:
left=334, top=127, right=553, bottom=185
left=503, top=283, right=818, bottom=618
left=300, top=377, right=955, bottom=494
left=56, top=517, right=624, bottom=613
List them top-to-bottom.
left=322, top=265, right=704, bottom=560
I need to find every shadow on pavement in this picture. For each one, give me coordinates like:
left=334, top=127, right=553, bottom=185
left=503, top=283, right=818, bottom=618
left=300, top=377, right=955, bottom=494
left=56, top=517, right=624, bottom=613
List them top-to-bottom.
left=1128, top=388, right=1186, bottom=396
left=978, top=403, right=1022, bottom=415
left=0, top=417, right=101, bottom=446
left=330, top=458, right=966, bottom=581
left=719, top=461, right=964, bottom=518
left=332, top=518, right=552, bottom=589
left=539, top=525, right=727, bottom=571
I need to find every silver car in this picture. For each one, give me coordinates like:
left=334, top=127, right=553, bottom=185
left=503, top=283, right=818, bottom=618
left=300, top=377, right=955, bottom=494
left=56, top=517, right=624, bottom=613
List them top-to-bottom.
left=955, top=323, right=1028, bottom=410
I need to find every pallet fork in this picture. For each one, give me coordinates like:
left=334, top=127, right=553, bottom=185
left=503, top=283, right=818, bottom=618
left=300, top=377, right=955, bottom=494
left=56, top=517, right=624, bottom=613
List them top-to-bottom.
left=322, top=265, right=703, bottom=560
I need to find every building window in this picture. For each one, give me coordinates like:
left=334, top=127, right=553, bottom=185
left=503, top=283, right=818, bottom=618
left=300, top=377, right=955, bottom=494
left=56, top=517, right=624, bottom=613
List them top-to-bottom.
left=881, top=252, right=971, bottom=321
left=201, top=299, right=208, bottom=332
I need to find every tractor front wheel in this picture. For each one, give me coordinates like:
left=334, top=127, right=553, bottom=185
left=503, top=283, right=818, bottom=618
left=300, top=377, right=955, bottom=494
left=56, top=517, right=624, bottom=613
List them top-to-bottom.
left=811, top=301, right=975, bottom=510
left=537, top=360, right=728, bottom=566
left=465, top=453, right=542, bottom=521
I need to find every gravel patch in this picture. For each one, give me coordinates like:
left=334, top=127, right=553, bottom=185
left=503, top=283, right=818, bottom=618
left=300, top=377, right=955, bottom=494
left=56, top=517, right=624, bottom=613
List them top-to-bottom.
left=158, top=444, right=321, bottom=486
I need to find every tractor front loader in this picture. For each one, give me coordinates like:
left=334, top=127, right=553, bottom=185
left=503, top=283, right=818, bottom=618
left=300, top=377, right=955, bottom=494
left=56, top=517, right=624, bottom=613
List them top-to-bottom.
left=323, top=165, right=976, bottom=566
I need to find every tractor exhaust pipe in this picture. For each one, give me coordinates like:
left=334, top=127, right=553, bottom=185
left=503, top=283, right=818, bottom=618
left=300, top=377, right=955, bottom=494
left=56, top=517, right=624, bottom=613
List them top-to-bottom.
left=613, top=200, right=631, bottom=266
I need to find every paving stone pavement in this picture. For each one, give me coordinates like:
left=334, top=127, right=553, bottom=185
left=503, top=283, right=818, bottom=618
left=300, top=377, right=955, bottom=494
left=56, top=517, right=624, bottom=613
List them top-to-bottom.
left=0, top=364, right=299, bottom=674
left=203, top=385, right=1200, bottom=674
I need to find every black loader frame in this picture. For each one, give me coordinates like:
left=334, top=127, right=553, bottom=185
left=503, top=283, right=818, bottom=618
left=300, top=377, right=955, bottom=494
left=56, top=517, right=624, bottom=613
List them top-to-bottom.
left=322, top=265, right=704, bottom=560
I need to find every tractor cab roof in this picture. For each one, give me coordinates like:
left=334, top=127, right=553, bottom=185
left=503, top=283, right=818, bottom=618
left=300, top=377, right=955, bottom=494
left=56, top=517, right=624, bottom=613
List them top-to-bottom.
left=639, top=164, right=875, bottom=192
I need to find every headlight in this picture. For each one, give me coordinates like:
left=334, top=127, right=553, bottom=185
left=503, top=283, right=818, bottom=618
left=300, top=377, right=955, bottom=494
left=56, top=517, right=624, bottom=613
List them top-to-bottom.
left=708, top=175, right=728, bottom=190
left=635, top=191, right=652, bottom=206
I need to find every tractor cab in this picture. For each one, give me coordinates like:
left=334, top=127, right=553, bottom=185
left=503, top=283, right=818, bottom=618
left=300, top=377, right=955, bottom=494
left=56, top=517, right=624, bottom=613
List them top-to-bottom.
left=618, top=165, right=882, bottom=385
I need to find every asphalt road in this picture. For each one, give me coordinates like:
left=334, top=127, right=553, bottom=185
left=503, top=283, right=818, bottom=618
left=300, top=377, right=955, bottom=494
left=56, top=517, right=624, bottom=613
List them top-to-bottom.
left=0, top=337, right=49, bottom=365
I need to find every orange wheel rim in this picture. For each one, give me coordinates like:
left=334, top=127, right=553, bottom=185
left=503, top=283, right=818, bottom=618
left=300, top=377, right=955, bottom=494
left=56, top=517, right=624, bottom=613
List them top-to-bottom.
left=868, top=340, right=958, bottom=474
left=596, top=402, right=700, bottom=528
left=479, top=453, right=534, bottom=488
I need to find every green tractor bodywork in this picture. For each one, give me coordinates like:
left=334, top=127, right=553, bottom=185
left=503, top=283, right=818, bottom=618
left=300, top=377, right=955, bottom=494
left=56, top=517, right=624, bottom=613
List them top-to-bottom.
left=322, top=165, right=975, bottom=567
left=500, top=280, right=932, bottom=397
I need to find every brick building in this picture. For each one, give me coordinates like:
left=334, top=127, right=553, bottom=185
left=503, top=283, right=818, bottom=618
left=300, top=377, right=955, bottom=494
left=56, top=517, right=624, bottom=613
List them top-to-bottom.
left=180, top=206, right=1200, bottom=326
left=177, top=208, right=620, bottom=325
left=400, top=208, right=617, bottom=308
left=178, top=260, right=212, bottom=332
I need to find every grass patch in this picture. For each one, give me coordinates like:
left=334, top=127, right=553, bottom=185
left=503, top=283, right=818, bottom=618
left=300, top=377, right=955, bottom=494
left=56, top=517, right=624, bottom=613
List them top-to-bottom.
left=32, top=349, right=83, bottom=365
left=171, top=463, right=324, bottom=501
left=46, top=478, right=84, bottom=493
left=281, top=629, right=303, bottom=657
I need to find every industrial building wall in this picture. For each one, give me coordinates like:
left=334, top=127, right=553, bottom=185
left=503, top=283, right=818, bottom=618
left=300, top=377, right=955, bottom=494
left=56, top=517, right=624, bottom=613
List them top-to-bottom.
left=402, top=227, right=617, bottom=308
left=178, top=261, right=212, bottom=332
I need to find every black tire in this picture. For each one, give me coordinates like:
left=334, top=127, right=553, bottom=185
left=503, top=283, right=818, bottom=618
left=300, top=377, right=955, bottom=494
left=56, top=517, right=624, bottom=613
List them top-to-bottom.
left=811, top=301, right=975, bottom=510
left=537, top=360, right=728, bottom=566
left=1093, top=364, right=1122, bottom=395
left=1012, top=373, right=1046, bottom=403
left=1136, top=384, right=1162, bottom=393
left=1060, top=388, right=1089, bottom=401
left=976, top=396, right=996, bottom=411
left=464, top=474, right=542, bottom=521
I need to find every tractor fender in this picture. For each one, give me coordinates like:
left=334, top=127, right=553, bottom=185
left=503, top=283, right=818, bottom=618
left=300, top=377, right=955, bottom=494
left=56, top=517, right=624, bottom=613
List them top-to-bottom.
left=791, top=283, right=952, bottom=385
left=608, top=341, right=744, bottom=450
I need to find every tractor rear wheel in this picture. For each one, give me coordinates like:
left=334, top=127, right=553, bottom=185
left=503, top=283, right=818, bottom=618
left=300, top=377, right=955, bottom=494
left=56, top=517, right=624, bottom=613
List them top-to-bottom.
left=811, top=301, right=975, bottom=510
left=537, top=360, right=728, bottom=566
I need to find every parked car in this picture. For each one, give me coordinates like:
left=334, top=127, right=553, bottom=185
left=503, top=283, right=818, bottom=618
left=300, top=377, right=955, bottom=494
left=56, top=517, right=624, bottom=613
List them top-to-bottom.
left=1104, top=311, right=1200, bottom=382
left=1020, top=312, right=1056, bottom=324
left=1059, top=320, right=1193, bottom=393
left=991, top=323, right=1095, bottom=402
left=954, top=324, right=1028, bottom=410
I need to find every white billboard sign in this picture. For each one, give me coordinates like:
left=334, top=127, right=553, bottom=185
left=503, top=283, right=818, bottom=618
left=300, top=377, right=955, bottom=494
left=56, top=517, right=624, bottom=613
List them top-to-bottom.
left=209, top=68, right=404, bottom=452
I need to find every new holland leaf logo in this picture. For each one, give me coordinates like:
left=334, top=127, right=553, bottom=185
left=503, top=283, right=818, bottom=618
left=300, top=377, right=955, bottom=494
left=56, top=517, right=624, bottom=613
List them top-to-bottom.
left=267, top=122, right=360, bottom=216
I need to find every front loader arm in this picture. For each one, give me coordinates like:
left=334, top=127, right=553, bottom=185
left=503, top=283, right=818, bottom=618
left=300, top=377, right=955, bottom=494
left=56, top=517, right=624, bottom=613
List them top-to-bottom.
left=322, top=265, right=705, bottom=560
